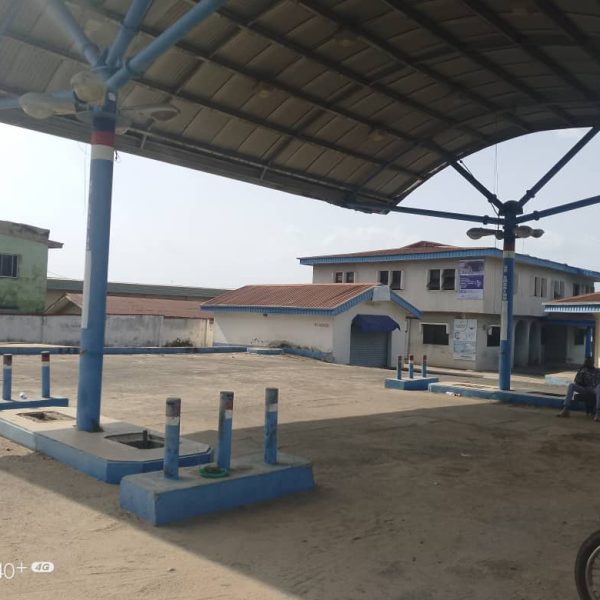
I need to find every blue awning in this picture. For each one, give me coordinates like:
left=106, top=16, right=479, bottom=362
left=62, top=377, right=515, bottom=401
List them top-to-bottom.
left=352, top=314, right=400, bottom=333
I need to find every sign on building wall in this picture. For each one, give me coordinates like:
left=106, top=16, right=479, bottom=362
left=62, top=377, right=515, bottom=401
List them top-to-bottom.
left=458, top=260, right=484, bottom=300
left=453, top=319, right=477, bottom=361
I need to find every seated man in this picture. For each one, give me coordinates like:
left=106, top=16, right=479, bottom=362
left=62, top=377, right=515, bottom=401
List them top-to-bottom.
left=557, top=357, right=600, bottom=419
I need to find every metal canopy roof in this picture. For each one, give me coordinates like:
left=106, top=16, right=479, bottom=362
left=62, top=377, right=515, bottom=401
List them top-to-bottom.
left=1, top=0, right=600, bottom=212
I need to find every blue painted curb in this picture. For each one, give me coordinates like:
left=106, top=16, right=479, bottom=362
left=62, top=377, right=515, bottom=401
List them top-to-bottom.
left=247, top=347, right=284, bottom=355
left=282, top=347, right=334, bottom=362
left=385, top=377, right=440, bottom=391
left=428, top=382, right=568, bottom=410
left=0, top=397, right=69, bottom=411
left=120, top=452, right=315, bottom=525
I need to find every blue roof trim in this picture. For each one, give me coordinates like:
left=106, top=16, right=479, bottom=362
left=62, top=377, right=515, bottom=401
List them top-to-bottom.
left=299, top=249, right=600, bottom=279
left=299, top=249, right=495, bottom=265
left=206, top=287, right=421, bottom=318
left=390, top=290, right=421, bottom=319
left=544, top=304, right=600, bottom=314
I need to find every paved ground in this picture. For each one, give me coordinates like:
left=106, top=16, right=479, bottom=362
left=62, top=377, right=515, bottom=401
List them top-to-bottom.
left=0, top=353, right=596, bottom=600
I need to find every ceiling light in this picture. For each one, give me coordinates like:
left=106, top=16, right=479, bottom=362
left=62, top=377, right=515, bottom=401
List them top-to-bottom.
left=70, top=70, right=107, bottom=105
left=18, top=92, right=75, bottom=119
left=466, top=227, right=498, bottom=240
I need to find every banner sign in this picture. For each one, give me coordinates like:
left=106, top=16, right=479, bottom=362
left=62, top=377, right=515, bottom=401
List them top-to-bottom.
left=458, top=260, right=484, bottom=300
left=453, top=319, right=477, bottom=361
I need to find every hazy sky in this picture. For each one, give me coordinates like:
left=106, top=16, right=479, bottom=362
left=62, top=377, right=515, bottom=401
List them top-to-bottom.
left=2, top=122, right=599, bottom=289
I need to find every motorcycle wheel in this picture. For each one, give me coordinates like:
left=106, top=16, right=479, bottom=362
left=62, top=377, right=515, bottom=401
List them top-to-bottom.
left=575, top=530, right=600, bottom=599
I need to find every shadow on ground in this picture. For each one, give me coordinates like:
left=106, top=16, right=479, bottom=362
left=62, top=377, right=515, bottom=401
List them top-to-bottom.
left=1, top=402, right=599, bottom=600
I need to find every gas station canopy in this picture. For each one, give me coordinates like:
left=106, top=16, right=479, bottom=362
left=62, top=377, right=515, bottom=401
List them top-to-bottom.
left=1, top=0, right=600, bottom=211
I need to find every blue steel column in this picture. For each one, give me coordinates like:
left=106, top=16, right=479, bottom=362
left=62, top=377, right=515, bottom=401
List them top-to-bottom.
left=76, top=95, right=117, bottom=432
left=499, top=213, right=517, bottom=391
left=586, top=327, right=593, bottom=359
left=41, top=351, right=51, bottom=398
left=2, top=354, right=12, bottom=401
left=264, top=388, right=278, bottom=465
left=217, top=391, right=234, bottom=471
left=164, top=397, right=181, bottom=479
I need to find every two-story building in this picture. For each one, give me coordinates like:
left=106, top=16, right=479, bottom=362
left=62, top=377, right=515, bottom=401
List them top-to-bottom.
left=0, top=220, right=62, bottom=314
left=300, top=241, right=600, bottom=370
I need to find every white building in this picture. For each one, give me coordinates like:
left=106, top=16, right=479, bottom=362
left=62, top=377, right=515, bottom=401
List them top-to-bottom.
left=300, top=241, right=600, bottom=370
left=204, top=284, right=421, bottom=368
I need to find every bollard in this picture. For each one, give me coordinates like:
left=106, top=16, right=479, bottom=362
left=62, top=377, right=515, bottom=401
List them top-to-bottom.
left=41, top=351, right=51, bottom=398
left=2, top=354, right=12, bottom=401
left=408, top=354, right=415, bottom=379
left=422, top=354, right=428, bottom=378
left=396, top=355, right=403, bottom=380
left=264, top=388, right=279, bottom=465
left=217, top=391, right=234, bottom=471
left=163, top=397, right=181, bottom=479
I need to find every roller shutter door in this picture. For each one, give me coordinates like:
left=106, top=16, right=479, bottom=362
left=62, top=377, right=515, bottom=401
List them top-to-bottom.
left=349, top=324, right=389, bottom=367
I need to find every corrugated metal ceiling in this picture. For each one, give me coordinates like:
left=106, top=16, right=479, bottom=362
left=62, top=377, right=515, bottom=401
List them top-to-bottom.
left=1, top=0, right=599, bottom=211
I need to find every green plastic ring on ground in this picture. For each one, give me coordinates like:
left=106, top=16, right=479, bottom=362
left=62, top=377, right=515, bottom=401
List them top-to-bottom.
left=199, top=465, right=229, bottom=478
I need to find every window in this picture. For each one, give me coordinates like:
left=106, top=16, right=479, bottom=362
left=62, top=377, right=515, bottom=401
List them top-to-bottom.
left=0, top=254, right=18, bottom=278
left=427, top=269, right=441, bottom=290
left=441, top=269, right=456, bottom=290
left=378, top=270, right=389, bottom=285
left=390, top=270, right=403, bottom=290
left=334, top=272, right=343, bottom=283
left=344, top=272, right=354, bottom=283
left=533, top=277, right=547, bottom=298
left=552, top=280, right=565, bottom=299
left=573, top=283, right=581, bottom=297
left=422, top=323, right=449, bottom=345
left=487, top=326, right=500, bottom=347
left=574, top=329, right=585, bottom=346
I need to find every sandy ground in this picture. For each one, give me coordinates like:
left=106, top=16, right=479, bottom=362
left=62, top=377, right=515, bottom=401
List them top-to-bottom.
left=0, top=353, right=596, bottom=600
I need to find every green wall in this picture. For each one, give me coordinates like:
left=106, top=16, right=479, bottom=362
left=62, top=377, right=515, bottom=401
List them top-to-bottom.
left=0, top=233, right=48, bottom=313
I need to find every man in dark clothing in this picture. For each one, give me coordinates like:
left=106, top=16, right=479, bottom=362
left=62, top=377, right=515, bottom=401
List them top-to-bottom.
left=557, top=357, right=600, bottom=419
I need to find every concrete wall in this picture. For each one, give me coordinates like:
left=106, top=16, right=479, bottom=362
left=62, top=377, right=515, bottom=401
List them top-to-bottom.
left=0, top=234, right=49, bottom=313
left=312, top=258, right=597, bottom=318
left=213, top=299, right=409, bottom=367
left=213, top=312, right=335, bottom=354
left=0, top=315, right=212, bottom=347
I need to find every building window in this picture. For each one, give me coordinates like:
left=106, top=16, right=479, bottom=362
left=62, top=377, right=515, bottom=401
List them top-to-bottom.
left=0, top=254, right=18, bottom=278
left=427, top=269, right=441, bottom=290
left=442, top=269, right=456, bottom=290
left=378, top=270, right=389, bottom=285
left=390, top=270, right=403, bottom=290
left=334, top=272, right=343, bottom=283
left=345, top=272, right=355, bottom=283
left=533, top=277, right=547, bottom=298
left=552, top=280, right=565, bottom=299
left=573, top=283, right=581, bottom=297
left=422, top=323, right=449, bottom=345
left=487, top=326, right=500, bottom=347
left=574, top=329, right=586, bottom=346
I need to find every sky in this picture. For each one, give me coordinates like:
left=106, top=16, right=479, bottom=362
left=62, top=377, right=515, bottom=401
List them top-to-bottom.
left=2, top=122, right=599, bottom=289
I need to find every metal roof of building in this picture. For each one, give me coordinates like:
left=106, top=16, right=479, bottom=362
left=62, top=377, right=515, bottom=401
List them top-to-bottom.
left=2, top=1, right=600, bottom=212
left=298, top=239, right=600, bottom=279
left=47, top=277, right=227, bottom=299
left=204, top=283, right=375, bottom=309
left=46, top=292, right=214, bottom=319
left=544, top=292, right=600, bottom=313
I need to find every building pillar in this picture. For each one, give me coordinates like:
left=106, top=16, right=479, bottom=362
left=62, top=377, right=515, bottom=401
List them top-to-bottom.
left=76, top=95, right=117, bottom=432
left=595, top=317, right=600, bottom=368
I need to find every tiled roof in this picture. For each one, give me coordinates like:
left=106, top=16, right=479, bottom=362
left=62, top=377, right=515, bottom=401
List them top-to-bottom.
left=299, top=241, right=486, bottom=261
left=203, top=284, right=375, bottom=310
left=547, top=293, right=600, bottom=304
left=53, top=294, right=213, bottom=320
